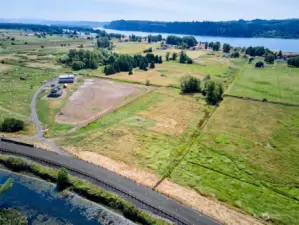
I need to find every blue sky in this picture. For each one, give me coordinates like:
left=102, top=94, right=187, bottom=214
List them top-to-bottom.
left=1, top=0, right=299, bottom=21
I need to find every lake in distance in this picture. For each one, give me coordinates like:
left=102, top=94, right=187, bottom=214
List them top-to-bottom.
left=99, top=28, right=299, bottom=53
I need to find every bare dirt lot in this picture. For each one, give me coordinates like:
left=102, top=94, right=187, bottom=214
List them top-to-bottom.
left=56, top=79, right=141, bottom=124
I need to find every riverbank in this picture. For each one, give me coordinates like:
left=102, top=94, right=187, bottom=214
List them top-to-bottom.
left=0, top=155, right=171, bottom=225
left=0, top=168, right=136, bottom=225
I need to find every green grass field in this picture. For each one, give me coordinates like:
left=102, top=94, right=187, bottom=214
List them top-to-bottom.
left=2, top=28, right=299, bottom=225
left=113, top=41, right=160, bottom=54
left=91, top=55, right=238, bottom=88
left=228, top=60, right=299, bottom=104
left=0, top=66, right=59, bottom=117
left=58, top=89, right=207, bottom=176
left=170, top=98, right=299, bottom=224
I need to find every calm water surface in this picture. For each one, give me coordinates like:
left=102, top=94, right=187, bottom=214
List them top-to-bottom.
left=99, top=28, right=299, bottom=53
left=0, top=169, right=135, bottom=225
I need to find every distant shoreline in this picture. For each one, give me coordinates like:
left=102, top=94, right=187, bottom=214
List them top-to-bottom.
left=98, top=27, right=299, bottom=53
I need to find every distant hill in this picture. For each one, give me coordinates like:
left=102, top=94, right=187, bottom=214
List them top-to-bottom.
left=0, top=19, right=109, bottom=28
left=105, top=19, right=299, bottom=39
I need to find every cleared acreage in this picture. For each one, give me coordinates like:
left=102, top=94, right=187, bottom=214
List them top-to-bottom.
left=228, top=60, right=299, bottom=104
left=56, top=79, right=142, bottom=124
left=57, top=88, right=207, bottom=177
left=170, top=97, right=299, bottom=224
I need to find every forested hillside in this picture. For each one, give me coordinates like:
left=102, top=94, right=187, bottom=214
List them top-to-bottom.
left=106, top=19, right=299, bottom=38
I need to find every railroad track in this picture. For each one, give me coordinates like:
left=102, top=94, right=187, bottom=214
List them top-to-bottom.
left=0, top=146, right=192, bottom=225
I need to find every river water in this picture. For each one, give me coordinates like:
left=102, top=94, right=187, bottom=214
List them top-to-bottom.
left=99, top=28, right=299, bottom=53
left=0, top=169, right=135, bottom=225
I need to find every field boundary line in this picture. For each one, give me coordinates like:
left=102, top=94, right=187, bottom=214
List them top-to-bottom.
left=223, top=94, right=299, bottom=107
left=153, top=105, right=219, bottom=190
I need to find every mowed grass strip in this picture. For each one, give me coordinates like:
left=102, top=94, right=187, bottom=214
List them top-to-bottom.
left=228, top=60, right=299, bottom=104
left=170, top=98, right=299, bottom=224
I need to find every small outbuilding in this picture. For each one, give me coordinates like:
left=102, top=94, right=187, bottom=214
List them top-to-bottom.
left=59, top=75, right=74, bottom=84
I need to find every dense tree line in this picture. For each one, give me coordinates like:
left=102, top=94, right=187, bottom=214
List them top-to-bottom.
left=106, top=19, right=299, bottom=38
left=0, top=23, right=122, bottom=39
left=148, top=35, right=162, bottom=43
left=166, top=35, right=198, bottom=47
left=245, top=46, right=271, bottom=56
left=60, top=47, right=164, bottom=73
left=60, top=49, right=100, bottom=70
left=104, top=54, right=151, bottom=75
left=287, top=56, right=299, bottom=67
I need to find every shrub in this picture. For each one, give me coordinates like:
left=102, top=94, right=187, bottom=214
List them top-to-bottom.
left=24, top=42, right=28, bottom=45
left=41, top=45, right=44, bottom=48
left=143, top=47, right=152, bottom=53
left=231, top=51, right=240, bottom=58
left=172, top=52, right=178, bottom=61
left=265, top=53, right=275, bottom=64
left=59, top=55, right=70, bottom=64
left=287, top=56, right=299, bottom=67
left=187, top=59, right=193, bottom=64
left=72, top=61, right=85, bottom=70
left=150, top=62, right=155, bottom=69
left=104, top=65, right=115, bottom=75
left=180, top=76, right=201, bottom=93
left=146, top=79, right=150, bottom=86
left=205, top=80, right=224, bottom=105
left=0, top=118, right=24, bottom=133
left=6, top=157, right=28, bottom=172
left=57, top=168, right=69, bottom=191
left=0, top=209, right=28, bottom=225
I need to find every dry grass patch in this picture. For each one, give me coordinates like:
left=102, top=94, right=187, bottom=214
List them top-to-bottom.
left=113, top=42, right=159, bottom=54
left=0, top=64, right=11, bottom=73
left=139, top=89, right=204, bottom=135
left=67, top=149, right=161, bottom=188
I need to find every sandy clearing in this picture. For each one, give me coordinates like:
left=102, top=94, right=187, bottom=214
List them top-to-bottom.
left=56, top=79, right=140, bottom=124
left=62, top=149, right=263, bottom=225
left=67, top=149, right=160, bottom=188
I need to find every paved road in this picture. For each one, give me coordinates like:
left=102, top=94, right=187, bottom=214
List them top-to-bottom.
left=0, top=140, right=221, bottom=225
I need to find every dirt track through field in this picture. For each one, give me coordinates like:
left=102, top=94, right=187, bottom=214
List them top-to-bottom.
left=56, top=79, right=141, bottom=124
